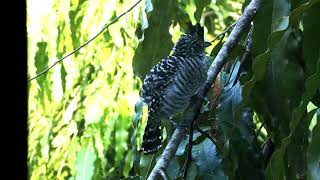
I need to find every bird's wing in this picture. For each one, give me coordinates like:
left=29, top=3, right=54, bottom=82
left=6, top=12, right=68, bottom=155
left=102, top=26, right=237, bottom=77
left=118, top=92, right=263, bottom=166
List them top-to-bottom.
left=141, top=55, right=179, bottom=154
left=141, top=56, right=179, bottom=105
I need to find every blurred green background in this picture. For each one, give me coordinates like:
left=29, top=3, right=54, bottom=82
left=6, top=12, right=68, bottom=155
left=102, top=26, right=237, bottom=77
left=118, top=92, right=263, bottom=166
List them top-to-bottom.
left=27, top=0, right=243, bottom=179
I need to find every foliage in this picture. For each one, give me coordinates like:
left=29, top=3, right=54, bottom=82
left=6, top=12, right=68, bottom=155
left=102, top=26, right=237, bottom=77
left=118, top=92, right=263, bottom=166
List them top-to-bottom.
left=28, top=0, right=320, bottom=180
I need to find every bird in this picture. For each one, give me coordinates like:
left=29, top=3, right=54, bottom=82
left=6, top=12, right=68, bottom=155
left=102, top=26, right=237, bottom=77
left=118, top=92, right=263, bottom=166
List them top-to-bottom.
left=140, top=23, right=211, bottom=154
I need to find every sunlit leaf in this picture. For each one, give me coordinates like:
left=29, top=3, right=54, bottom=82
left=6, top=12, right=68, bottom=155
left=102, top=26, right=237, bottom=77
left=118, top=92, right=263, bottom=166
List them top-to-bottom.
left=34, top=41, right=52, bottom=107
left=75, top=142, right=97, bottom=180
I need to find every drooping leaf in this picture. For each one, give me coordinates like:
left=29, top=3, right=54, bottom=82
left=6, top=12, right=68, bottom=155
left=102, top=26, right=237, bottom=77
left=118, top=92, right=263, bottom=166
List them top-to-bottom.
left=69, top=0, right=87, bottom=53
left=132, top=0, right=176, bottom=80
left=194, top=0, right=211, bottom=22
left=251, top=0, right=274, bottom=57
left=271, top=0, right=291, bottom=31
left=302, top=2, right=320, bottom=77
left=243, top=22, right=306, bottom=144
left=34, top=41, right=52, bottom=107
left=35, top=42, right=49, bottom=84
left=266, top=53, right=320, bottom=180
left=61, top=62, right=67, bottom=93
left=216, top=81, right=264, bottom=179
left=131, top=99, right=144, bottom=175
left=266, top=110, right=317, bottom=180
left=308, top=111, right=320, bottom=180
left=192, top=139, right=227, bottom=180
left=75, top=142, right=97, bottom=180
left=165, top=156, right=181, bottom=178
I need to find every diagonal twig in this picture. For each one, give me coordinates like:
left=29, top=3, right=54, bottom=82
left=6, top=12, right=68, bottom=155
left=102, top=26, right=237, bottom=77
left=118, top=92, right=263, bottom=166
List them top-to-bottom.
left=28, top=0, right=142, bottom=82
left=210, top=22, right=237, bottom=43
left=182, top=123, right=194, bottom=179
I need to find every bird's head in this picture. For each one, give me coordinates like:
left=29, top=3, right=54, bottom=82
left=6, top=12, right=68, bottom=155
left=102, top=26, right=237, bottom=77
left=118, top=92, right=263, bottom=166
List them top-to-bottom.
left=172, top=23, right=211, bottom=57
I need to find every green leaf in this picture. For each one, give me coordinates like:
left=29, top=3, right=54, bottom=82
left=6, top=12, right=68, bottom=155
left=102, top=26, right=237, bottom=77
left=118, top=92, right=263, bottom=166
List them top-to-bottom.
left=69, top=0, right=87, bottom=52
left=132, top=0, right=175, bottom=80
left=145, top=0, right=153, bottom=13
left=194, top=0, right=211, bottom=22
left=251, top=0, right=274, bottom=57
left=271, top=0, right=291, bottom=31
left=291, top=0, right=308, bottom=9
left=302, top=2, right=320, bottom=76
left=172, top=4, right=191, bottom=30
left=243, top=26, right=305, bottom=144
left=34, top=41, right=52, bottom=107
left=35, top=42, right=49, bottom=83
left=266, top=55, right=320, bottom=180
left=61, top=62, right=67, bottom=93
left=216, top=81, right=264, bottom=179
left=131, top=100, right=143, bottom=175
left=266, top=110, right=317, bottom=180
left=307, top=113, right=320, bottom=180
left=175, top=130, right=205, bottom=156
left=192, top=139, right=227, bottom=180
left=75, top=142, right=97, bottom=180
left=138, top=154, right=157, bottom=179
left=165, top=156, right=181, bottom=178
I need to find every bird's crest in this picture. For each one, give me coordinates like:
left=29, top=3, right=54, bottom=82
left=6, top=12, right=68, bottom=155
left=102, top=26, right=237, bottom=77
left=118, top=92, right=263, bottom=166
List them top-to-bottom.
left=172, top=22, right=210, bottom=56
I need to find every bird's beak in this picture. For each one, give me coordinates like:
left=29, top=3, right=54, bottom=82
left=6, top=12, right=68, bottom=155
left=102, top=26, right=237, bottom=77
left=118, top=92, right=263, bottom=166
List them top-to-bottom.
left=204, top=41, right=212, bottom=48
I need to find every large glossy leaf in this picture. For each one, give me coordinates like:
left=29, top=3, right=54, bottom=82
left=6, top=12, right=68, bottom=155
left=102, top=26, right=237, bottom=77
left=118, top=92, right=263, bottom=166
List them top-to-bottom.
left=132, top=0, right=175, bottom=80
left=242, top=0, right=318, bottom=142
left=251, top=0, right=274, bottom=57
left=271, top=0, right=291, bottom=31
left=303, top=3, right=320, bottom=77
left=266, top=48, right=320, bottom=180
left=216, top=61, right=264, bottom=179
left=217, top=83, right=264, bottom=179
left=266, top=110, right=316, bottom=180
left=308, top=110, right=320, bottom=180
left=192, top=139, right=227, bottom=180
left=165, top=156, right=181, bottom=178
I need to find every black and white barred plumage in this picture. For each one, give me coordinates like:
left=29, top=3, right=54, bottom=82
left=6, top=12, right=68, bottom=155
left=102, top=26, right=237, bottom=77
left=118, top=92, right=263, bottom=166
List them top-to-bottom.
left=141, top=23, right=210, bottom=154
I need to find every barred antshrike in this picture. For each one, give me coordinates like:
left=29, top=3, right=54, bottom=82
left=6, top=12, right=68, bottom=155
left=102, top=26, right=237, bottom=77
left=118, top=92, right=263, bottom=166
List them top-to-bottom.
left=141, top=23, right=211, bottom=154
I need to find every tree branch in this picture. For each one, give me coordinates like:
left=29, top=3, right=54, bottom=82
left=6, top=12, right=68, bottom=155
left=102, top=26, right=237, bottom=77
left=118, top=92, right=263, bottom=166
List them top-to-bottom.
left=28, top=0, right=142, bottom=82
left=147, top=0, right=262, bottom=179
left=182, top=123, right=194, bottom=179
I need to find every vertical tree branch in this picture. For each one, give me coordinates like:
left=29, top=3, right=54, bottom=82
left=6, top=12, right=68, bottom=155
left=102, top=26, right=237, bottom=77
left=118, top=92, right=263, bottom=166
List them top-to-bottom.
left=147, top=0, right=262, bottom=179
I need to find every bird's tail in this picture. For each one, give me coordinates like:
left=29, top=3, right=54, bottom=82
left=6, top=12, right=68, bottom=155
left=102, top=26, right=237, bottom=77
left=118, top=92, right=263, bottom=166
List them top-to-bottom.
left=141, top=110, right=162, bottom=154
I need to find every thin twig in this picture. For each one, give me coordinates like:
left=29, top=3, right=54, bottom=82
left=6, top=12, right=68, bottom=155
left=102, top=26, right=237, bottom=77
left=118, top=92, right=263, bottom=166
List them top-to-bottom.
left=28, top=0, right=142, bottom=82
left=210, top=22, right=237, bottom=43
left=232, top=25, right=253, bottom=87
left=255, top=122, right=265, bottom=139
left=182, top=124, right=194, bottom=179
left=195, top=126, right=223, bottom=155
left=159, top=169, right=168, bottom=180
